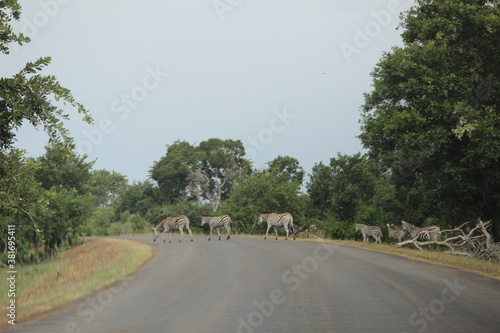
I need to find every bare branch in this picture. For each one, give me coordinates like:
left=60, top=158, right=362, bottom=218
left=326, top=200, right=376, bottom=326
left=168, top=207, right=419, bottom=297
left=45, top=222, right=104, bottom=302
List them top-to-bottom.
left=396, top=219, right=500, bottom=263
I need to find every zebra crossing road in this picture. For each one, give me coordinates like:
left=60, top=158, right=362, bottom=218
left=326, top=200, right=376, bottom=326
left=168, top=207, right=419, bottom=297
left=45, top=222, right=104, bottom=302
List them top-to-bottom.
left=11, top=236, right=500, bottom=333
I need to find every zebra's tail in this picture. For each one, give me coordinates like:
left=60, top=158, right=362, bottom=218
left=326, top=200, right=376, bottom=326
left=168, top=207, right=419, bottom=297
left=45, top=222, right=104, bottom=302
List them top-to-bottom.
left=290, top=219, right=296, bottom=240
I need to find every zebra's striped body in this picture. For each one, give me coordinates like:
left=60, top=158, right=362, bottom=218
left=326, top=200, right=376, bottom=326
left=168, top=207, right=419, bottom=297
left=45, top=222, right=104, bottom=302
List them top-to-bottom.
left=257, top=213, right=295, bottom=240
left=153, top=215, right=193, bottom=243
left=201, top=215, right=232, bottom=241
left=401, top=221, right=440, bottom=242
left=355, top=222, right=382, bottom=243
left=387, top=223, right=404, bottom=242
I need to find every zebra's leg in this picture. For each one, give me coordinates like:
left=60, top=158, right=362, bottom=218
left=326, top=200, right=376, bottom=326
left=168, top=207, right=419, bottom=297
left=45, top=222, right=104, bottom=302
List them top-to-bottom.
left=186, top=225, right=194, bottom=242
left=226, top=225, right=231, bottom=240
left=264, top=225, right=272, bottom=239
left=284, top=225, right=289, bottom=240
left=208, top=226, right=212, bottom=241
left=178, top=227, right=184, bottom=242
left=216, top=227, right=221, bottom=241
left=274, top=227, right=279, bottom=240
left=168, top=230, right=172, bottom=244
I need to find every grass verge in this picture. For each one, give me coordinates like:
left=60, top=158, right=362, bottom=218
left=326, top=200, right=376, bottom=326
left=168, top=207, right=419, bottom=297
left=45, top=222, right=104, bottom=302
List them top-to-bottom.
left=0, top=238, right=153, bottom=327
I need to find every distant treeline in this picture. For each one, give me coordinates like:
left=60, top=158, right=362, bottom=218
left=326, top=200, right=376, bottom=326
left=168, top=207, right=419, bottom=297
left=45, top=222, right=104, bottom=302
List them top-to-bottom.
left=1, top=0, right=499, bottom=263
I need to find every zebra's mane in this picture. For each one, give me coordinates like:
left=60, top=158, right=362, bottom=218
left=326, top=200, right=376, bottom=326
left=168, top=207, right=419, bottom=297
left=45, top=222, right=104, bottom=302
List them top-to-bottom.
left=153, top=218, right=166, bottom=231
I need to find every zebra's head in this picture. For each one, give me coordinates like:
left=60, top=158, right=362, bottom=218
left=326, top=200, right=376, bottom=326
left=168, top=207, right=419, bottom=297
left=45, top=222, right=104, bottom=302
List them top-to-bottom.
left=257, top=214, right=266, bottom=225
left=200, top=216, right=209, bottom=226
left=401, top=221, right=411, bottom=232
left=355, top=223, right=362, bottom=231
left=152, top=227, right=159, bottom=242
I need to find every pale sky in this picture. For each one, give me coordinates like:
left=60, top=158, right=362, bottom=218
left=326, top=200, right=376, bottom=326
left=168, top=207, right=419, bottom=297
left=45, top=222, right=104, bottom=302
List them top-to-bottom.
left=4, top=0, right=415, bottom=183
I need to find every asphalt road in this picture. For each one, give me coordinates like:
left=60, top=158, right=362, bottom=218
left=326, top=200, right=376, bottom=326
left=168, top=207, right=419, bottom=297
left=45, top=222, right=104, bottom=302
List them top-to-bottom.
left=9, top=235, right=500, bottom=333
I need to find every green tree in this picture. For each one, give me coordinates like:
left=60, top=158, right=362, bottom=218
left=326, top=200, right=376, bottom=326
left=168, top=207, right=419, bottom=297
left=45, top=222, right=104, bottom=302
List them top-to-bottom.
left=359, top=0, right=500, bottom=234
left=0, top=1, right=92, bottom=260
left=188, top=138, right=251, bottom=211
left=150, top=140, right=200, bottom=203
left=35, top=142, right=94, bottom=194
left=33, top=143, right=95, bottom=258
left=0, top=151, right=45, bottom=262
left=306, top=153, right=399, bottom=239
left=307, top=154, right=380, bottom=221
left=266, top=155, right=305, bottom=184
left=220, top=160, right=304, bottom=233
left=89, top=169, right=128, bottom=209
left=115, top=181, right=160, bottom=217
left=39, top=188, right=93, bottom=258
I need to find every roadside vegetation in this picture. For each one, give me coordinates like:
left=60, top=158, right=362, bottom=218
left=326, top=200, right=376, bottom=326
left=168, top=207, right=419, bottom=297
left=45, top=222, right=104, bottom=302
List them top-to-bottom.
left=0, top=238, right=152, bottom=326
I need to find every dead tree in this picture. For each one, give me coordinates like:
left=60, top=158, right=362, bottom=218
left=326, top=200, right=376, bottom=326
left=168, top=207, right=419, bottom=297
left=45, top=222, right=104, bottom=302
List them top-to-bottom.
left=396, top=219, right=500, bottom=262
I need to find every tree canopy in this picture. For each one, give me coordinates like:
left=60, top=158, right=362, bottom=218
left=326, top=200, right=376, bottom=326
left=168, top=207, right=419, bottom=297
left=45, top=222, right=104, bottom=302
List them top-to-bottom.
left=359, top=0, right=500, bottom=233
left=0, top=1, right=94, bottom=260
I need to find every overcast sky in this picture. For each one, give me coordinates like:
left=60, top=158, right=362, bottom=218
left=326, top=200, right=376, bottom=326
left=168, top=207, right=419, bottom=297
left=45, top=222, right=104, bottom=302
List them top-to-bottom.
left=5, top=0, right=415, bottom=183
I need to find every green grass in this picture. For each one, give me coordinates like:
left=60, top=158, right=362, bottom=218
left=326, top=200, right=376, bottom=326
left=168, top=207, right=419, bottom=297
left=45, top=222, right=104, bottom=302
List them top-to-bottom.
left=0, top=238, right=152, bottom=327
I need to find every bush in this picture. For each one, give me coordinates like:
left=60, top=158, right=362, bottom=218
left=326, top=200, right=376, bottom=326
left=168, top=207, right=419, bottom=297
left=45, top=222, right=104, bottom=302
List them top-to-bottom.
left=316, top=216, right=357, bottom=240
left=108, top=222, right=122, bottom=236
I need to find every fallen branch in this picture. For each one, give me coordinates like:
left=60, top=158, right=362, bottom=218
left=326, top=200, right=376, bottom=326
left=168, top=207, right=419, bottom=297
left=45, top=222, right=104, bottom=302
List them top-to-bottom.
left=396, top=219, right=499, bottom=262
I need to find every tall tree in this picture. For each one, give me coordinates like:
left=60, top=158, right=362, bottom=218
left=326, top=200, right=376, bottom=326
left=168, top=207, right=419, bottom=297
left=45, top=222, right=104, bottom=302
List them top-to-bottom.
left=359, top=0, right=500, bottom=233
left=0, top=1, right=92, bottom=258
left=188, top=138, right=251, bottom=211
left=150, top=140, right=200, bottom=203
left=35, top=142, right=94, bottom=194
left=34, top=143, right=95, bottom=257
left=307, top=154, right=382, bottom=221
left=266, top=155, right=305, bottom=184
left=89, top=169, right=128, bottom=209
left=115, top=181, right=160, bottom=217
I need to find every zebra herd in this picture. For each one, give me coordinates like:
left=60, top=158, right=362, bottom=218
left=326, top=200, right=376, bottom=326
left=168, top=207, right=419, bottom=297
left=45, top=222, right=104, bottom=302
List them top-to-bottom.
left=152, top=213, right=295, bottom=243
left=151, top=214, right=439, bottom=244
left=355, top=221, right=441, bottom=244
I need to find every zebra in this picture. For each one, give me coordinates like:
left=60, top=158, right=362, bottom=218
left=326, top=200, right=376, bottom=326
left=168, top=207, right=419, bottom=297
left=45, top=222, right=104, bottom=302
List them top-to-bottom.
left=257, top=213, right=295, bottom=240
left=152, top=215, right=193, bottom=243
left=201, top=215, right=232, bottom=241
left=401, top=220, right=440, bottom=242
left=355, top=222, right=382, bottom=244
left=387, top=223, right=404, bottom=243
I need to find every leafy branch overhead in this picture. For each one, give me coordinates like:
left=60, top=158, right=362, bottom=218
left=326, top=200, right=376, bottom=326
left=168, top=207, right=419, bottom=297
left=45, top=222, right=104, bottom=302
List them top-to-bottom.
left=0, top=57, right=92, bottom=152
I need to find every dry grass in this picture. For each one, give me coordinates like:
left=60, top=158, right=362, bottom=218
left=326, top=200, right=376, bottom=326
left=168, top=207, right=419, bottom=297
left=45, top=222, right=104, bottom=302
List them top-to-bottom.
left=0, top=238, right=152, bottom=327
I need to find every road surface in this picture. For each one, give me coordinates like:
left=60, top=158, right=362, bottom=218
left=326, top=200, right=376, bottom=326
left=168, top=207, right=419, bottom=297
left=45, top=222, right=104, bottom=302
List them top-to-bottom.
left=9, top=235, right=500, bottom=333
